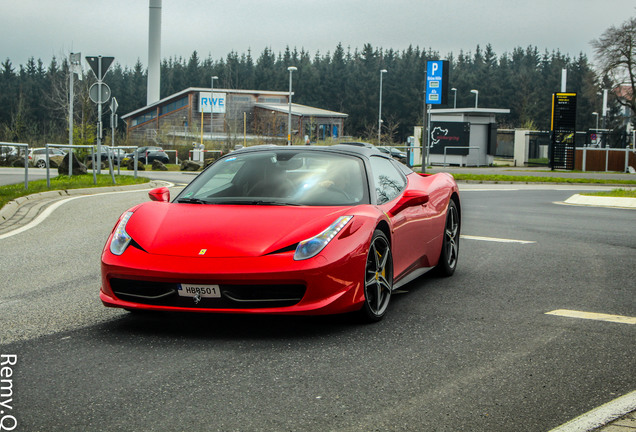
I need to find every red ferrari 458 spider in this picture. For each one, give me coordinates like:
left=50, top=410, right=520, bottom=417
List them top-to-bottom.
left=100, top=144, right=460, bottom=321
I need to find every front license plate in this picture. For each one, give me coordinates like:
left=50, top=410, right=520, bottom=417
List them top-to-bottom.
left=178, top=284, right=221, bottom=298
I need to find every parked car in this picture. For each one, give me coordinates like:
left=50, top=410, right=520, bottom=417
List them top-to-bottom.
left=101, top=144, right=461, bottom=322
left=0, top=146, right=18, bottom=158
left=125, top=146, right=169, bottom=165
left=377, top=146, right=407, bottom=163
left=89, top=147, right=126, bottom=165
left=29, top=148, right=67, bottom=168
left=90, top=148, right=115, bottom=163
left=112, top=148, right=127, bottom=165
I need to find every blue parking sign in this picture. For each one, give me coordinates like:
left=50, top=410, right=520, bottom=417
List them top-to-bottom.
left=426, top=60, right=449, bottom=105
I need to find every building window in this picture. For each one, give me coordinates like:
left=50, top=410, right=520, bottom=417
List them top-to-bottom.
left=159, top=97, right=188, bottom=115
left=259, top=97, right=286, bottom=103
left=131, top=111, right=158, bottom=126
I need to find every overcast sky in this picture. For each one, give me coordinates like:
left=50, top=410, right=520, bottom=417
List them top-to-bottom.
left=1, top=0, right=634, bottom=70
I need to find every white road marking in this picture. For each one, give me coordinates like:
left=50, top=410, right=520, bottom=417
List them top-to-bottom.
left=0, top=185, right=173, bottom=240
left=459, top=186, right=618, bottom=192
left=460, top=188, right=521, bottom=191
left=0, top=195, right=84, bottom=240
left=460, top=235, right=536, bottom=244
left=546, top=309, right=636, bottom=325
left=548, top=389, right=636, bottom=432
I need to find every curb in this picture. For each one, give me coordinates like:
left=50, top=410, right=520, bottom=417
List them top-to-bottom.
left=0, top=180, right=169, bottom=223
left=455, top=180, right=636, bottom=209
left=457, top=180, right=636, bottom=187
left=564, top=194, right=636, bottom=209
left=549, top=390, right=636, bottom=432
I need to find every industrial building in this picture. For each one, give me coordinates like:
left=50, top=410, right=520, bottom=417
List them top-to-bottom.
left=122, top=87, right=348, bottom=145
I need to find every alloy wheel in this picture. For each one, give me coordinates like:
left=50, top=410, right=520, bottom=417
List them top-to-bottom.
left=444, top=201, right=459, bottom=271
left=362, top=230, right=393, bottom=321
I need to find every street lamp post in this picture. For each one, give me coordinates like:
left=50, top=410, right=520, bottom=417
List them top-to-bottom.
left=68, top=52, right=82, bottom=178
left=287, top=66, right=297, bottom=145
left=378, top=69, right=387, bottom=145
left=210, top=76, right=218, bottom=143
left=451, top=87, right=457, bottom=109
left=470, top=89, right=479, bottom=108
left=592, top=111, right=599, bottom=147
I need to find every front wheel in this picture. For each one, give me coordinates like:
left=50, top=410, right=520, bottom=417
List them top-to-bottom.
left=435, top=199, right=460, bottom=276
left=360, top=230, right=393, bottom=322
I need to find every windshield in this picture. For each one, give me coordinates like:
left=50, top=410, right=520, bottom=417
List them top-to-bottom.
left=176, top=150, right=368, bottom=206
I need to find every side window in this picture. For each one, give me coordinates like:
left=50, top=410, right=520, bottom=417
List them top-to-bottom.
left=369, top=156, right=407, bottom=204
left=391, top=159, right=413, bottom=176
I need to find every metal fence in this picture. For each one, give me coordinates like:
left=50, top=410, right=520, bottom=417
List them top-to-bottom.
left=496, top=130, right=634, bottom=168
left=0, top=142, right=29, bottom=189
left=1, top=143, right=142, bottom=190
left=45, top=144, right=100, bottom=187
left=577, top=147, right=636, bottom=172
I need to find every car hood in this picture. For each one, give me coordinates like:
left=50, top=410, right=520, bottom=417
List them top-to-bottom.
left=124, top=201, right=354, bottom=258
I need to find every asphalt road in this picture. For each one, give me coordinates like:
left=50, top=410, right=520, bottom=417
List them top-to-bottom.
left=0, top=167, right=57, bottom=186
left=0, top=184, right=634, bottom=431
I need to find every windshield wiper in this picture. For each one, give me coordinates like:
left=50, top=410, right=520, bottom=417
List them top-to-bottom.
left=176, top=197, right=210, bottom=204
left=208, top=199, right=301, bottom=206
left=252, top=200, right=302, bottom=206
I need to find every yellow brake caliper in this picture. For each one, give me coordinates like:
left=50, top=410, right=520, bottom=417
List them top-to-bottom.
left=375, top=250, right=385, bottom=283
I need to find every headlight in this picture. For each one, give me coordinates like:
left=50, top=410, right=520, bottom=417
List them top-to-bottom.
left=110, top=211, right=134, bottom=255
left=294, top=216, right=352, bottom=261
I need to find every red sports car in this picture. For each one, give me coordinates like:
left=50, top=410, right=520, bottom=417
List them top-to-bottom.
left=100, top=144, right=460, bottom=322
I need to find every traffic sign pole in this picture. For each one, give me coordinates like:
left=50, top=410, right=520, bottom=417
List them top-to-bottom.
left=86, top=55, right=115, bottom=176
left=97, top=58, right=103, bottom=174
left=111, top=98, right=118, bottom=177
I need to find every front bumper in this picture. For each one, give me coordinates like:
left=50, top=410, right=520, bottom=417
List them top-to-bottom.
left=100, top=245, right=367, bottom=316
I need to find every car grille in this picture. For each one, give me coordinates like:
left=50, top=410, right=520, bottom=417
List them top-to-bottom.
left=109, top=278, right=306, bottom=309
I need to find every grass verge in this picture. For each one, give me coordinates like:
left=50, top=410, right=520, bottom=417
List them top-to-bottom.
left=0, top=174, right=150, bottom=209
left=581, top=189, right=636, bottom=198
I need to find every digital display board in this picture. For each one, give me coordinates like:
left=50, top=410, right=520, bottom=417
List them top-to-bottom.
left=550, top=93, right=577, bottom=170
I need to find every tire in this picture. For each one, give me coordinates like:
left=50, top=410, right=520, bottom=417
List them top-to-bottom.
left=36, top=159, right=46, bottom=168
left=435, top=199, right=460, bottom=276
left=360, top=229, right=393, bottom=322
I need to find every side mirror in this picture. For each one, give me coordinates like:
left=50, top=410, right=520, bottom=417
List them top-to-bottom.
left=148, top=187, right=170, bottom=203
left=389, top=190, right=429, bottom=216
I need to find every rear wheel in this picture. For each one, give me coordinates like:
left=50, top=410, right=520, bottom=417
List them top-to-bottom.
left=36, top=159, right=46, bottom=168
left=435, top=199, right=460, bottom=276
left=360, top=230, right=393, bottom=322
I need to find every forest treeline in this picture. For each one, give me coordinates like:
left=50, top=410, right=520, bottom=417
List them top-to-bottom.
left=0, top=43, right=608, bottom=145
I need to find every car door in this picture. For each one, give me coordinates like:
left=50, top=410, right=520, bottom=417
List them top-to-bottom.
left=369, top=156, right=411, bottom=278
left=370, top=156, right=433, bottom=279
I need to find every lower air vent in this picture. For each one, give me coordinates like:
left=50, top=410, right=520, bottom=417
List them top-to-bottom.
left=110, top=278, right=306, bottom=309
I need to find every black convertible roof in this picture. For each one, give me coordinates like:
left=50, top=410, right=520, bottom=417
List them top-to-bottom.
left=231, top=143, right=386, bottom=159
